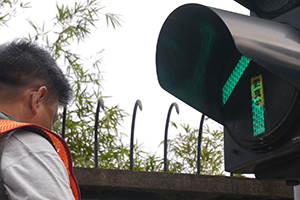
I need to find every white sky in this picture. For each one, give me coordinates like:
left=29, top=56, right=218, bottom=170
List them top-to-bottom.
left=1, top=0, right=249, bottom=157
left=97, top=0, right=249, bottom=155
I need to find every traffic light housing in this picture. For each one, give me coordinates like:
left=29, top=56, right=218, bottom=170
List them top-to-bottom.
left=234, top=0, right=300, bottom=19
left=155, top=3, right=300, bottom=184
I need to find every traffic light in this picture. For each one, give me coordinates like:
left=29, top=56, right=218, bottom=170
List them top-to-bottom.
left=155, top=2, right=300, bottom=185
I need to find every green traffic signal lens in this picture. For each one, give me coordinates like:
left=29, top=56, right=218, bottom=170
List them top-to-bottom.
left=222, top=55, right=251, bottom=106
left=251, top=75, right=265, bottom=136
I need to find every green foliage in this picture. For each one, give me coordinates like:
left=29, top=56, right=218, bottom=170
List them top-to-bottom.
left=0, top=0, right=30, bottom=27
left=23, top=0, right=126, bottom=167
left=125, top=120, right=224, bottom=175
left=166, top=122, right=224, bottom=175
left=200, top=124, right=224, bottom=175
left=142, top=153, right=164, bottom=172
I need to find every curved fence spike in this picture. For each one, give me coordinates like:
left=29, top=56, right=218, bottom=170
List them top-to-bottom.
left=94, top=98, right=105, bottom=168
left=130, top=99, right=143, bottom=171
left=164, top=102, right=180, bottom=173
left=62, top=106, right=67, bottom=140
left=197, top=114, right=205, bottom=174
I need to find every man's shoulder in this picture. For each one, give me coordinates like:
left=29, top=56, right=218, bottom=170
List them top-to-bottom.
left=1, top=129, right=57, bottom=170
left=1, top=129, right=75, bottom=200
left=10, top=129, right=55, bottom=152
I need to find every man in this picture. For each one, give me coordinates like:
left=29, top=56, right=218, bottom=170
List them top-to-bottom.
left=0, top=39, right=80, bottom=199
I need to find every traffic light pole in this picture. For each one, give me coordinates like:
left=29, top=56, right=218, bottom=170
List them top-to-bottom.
left=294, top=186, right=300, bottom=199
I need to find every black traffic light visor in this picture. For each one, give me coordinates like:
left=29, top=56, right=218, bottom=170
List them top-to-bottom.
left=156, top=3, right=300, bottom=124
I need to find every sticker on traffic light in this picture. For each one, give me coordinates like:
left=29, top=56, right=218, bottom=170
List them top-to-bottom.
left=251, top=74, right=265, bottom=136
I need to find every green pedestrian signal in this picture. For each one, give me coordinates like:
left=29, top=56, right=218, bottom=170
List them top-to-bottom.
left=156, top=2, right=300, bottom=185
left=222, top=55, right=251, bottom=106
left=251, top=75, right=265, bottom=137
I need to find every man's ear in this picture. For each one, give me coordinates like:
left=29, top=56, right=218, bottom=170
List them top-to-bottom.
left=30, top=86, right=48, bottom=115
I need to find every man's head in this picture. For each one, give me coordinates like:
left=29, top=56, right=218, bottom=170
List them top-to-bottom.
left=0, top=39, right=72, bottom=129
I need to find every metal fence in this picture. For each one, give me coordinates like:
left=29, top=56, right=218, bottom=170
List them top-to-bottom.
left=61, top=98, right=207, bottom=174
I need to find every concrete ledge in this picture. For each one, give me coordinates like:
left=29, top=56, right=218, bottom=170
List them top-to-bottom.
left=74, top=168, right=293, bottom=200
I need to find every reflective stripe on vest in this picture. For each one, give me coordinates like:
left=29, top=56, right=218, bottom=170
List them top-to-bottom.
left=0, top=120, right=81, bottom=200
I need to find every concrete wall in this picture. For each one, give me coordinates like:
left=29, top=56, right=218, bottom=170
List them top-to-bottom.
left=74, top=168, right=294, bottom=200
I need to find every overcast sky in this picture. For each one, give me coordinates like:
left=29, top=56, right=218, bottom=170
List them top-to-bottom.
left=1, top=0, right=249, bottom=156
left=97, top=0, right=249, bottom=155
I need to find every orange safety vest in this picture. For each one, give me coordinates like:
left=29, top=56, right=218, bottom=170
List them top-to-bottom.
left=0, top=119, right=81, bottom=200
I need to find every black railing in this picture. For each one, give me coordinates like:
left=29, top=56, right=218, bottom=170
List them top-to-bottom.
left=94, top=98, right=105, bottom=168
left=61, top=99, right=206, bottom=173
left=130, top=100, right=143, bottom=170
left=164, top=102, right=179, bottom=172
left=61, top=106, right=67, bottom=140
left=197, top=114, right=205, bottom=174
